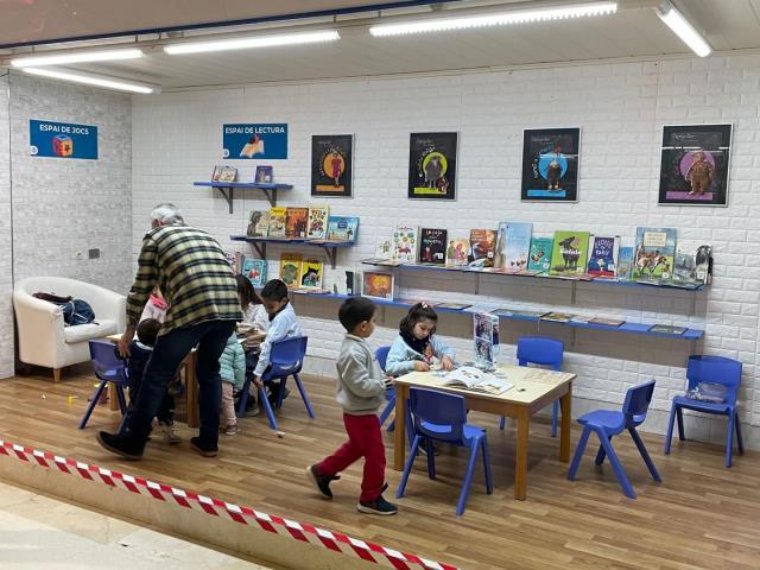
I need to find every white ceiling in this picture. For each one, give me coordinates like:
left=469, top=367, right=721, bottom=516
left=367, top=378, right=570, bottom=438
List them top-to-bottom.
left=2, top=0, right=760, bottom=91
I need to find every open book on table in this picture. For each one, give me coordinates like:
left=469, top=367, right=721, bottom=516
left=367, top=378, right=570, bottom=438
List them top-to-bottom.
left=440, top=366, right=513, bottom=395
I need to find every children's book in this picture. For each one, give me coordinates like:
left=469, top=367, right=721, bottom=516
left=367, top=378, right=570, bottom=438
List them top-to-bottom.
left=213, top=165, right=237, bottom=183
left=255, top=165, right=273, bottom=184
left=306, top=206, right=329, bottom=239
left=268, top=207, right=287, bottom=238
left=285, top=207, right=309, bottom=239
left=246, top=209, right=270, bottom=237
left=326, top=215, right=359, bottom=242
left=502, top=222, right=533, bottom=273
left=392, top=225, right=418, bottom=263
left=633, top=227, right=677, bottom=281
left=418, top=228, right=447, bottom=265
left=468, top=229, right=496, bottom=268
left=549, top=231, right=590, bottom=275
left=445, top=235, right=470, bottom=268
left=586, top=235, right=620, bottom=279
left=375, top=236, right=393, bottom=260
left=527, top=236, right=553, bottom=273
left=673, top=244, right=711, bottom=285
left=616, top=246, right=634, bottom=281
left=225, top=251, right=242, bottom=273
left=279, top=252, right=302, bottom=288
left=241, top=257, right=268, bottom=288
left=298, top=258, right=324, bottom=290
left=361, top=271, right=395, bottom=300
left=434, top=301, right=472, bottom=311
left=509, top=309, right=548, bottom=320
left=541, top=311, right=574, bottom=323
left=473, top=312, right=499, bottom=368
left=569, top=314, right=592, bottom=324
left=589, top=316, right=625, bottom=327
left=648, top=324, right=686, bottom=335
left=440, top=367, right=513, bottom=395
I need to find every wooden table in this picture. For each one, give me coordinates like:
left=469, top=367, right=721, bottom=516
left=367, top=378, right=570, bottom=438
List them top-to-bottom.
left=393, top=365, right=575, bottom=501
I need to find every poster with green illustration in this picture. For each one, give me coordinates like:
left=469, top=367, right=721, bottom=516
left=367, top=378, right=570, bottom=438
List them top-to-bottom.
left=549, top=231, right=590, bottom=275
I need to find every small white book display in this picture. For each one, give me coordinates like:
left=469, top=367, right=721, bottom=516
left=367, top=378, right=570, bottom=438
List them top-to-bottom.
left=439, top=366, right=513, bottom=395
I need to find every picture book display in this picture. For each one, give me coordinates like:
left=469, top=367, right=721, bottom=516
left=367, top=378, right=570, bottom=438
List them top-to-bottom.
left=408, top=132, right=458, bottom=200
left=311, top=134, right=353, bottom=198
left=212, top=165, right=238, bottom=183
left=255, top=165, right=273, bottom=184
left=306, top=206, right=329, bottom=239
left=268, top=207, right=287, bottom=238
left=285, top=207, right=309, bottom=238
left=246, top=209, right=270, bottom=237
left=326, top=215, right=359, bottom=242
left=502, top=222, right=533, bottom=272
left=392, top=225, right=418, bottom=263
left=632, top=227, right=677, bottom=280
left=418, top=228, right=447, bottom=265
left=468, top=229, right=496, bottom=268
left=549, top=231, right=590, bottom=275
left=446, top=235, right=470, bottom=268
left=586, top=235, right=620, bottom=278
left=527, top=236, right=553, bottom=273
left=673, top=244, right=711, bottom=285
left=616, top=246, right=634, bottom=281
left=279, top=252, right=302, bottom=288
left=241, top=257, right=268, bottom=288
left=298, top=258, right=324, bottom=290
left=361, top=271, right=395, bottom=301
left=473, top=312, right=499, bottom=368
left=439, top=367, right=513, bottom=395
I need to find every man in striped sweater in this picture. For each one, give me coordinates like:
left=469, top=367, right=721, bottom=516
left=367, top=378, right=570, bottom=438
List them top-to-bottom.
left=97, top=203, right=242, bottom=460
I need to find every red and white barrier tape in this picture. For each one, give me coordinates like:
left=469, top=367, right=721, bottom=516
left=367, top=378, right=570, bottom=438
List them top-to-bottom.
left=0, top=440, right=458, bottom=570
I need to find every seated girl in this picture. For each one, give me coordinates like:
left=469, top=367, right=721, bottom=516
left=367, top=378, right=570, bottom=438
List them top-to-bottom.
left=385, top=303, right=455, bottom=376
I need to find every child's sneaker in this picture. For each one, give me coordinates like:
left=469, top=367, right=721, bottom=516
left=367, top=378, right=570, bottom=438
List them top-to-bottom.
left=160, top=422, right=181, bottom=445
left=223, top=424, right=238, bottom=436
left=306, top=464, right=340, bottom=499
left=357, top=496, right=398, bottom=516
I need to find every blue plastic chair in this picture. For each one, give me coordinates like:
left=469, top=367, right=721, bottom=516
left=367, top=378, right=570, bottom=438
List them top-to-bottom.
left=236, top=336, right=314, bottom=431
left=500, top=336, right=564, bottom=436
left=79, top=340, right=128, bottom=429
left=376, top=346, right=395, bottom=427
left=664, top=355, right=743, bottom=468
left=567, top=380, right=661, bottom=499
left=396, top=388, right=493, bottom=517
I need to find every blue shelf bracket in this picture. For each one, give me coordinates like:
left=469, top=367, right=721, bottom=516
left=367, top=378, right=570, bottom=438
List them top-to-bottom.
left=217, top=186, right=234, bottom=214
left=262, top=188, right=278, bottom=208
left=251, top=242, right=267, bottom=259
left=319, top=245, right=338, bottom=269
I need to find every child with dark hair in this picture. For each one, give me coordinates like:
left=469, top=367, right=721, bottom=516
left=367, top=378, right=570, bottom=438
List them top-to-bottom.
left=235, top=274, right=268, bottom=332
left=307, top=297, right=397, bottom=515
left=385, top=302, right=455, bottom=376
left=123, top=318, right=179, bottom=444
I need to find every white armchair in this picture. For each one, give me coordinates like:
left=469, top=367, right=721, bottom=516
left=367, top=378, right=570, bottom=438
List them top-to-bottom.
left=13, top=276, right=126, bottom=381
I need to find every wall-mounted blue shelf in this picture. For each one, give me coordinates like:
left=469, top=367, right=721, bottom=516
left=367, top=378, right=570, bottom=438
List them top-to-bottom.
left=194, top=181, right=293, bottom=213
left=230, top=235, right=354, bottom=269
left=289, top=291, right=704, bottom=341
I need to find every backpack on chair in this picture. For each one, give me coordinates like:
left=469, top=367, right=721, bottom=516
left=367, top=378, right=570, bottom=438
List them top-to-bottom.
left=33, top=292, right=96, bottom=326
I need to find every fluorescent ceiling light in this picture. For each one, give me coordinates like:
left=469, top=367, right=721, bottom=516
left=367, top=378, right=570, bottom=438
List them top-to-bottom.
left=369, top=1, right=617, bottom=36
left=656, top=2, right=711, bottom=58
left=164, top=30, right=340, bottom=55
left=11, top=48, right=143, bottom=68
left=22, top=67, right=157, bottom=94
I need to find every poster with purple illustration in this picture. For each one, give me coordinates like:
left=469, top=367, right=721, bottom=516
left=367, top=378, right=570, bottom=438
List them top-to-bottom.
left=659, top=124, right=731, bottom=206
left=521, top=127, right=580, bottom=202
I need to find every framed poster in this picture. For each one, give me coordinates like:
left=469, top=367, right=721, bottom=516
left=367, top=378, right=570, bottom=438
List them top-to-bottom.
left=29, top=120, right=98, bottom=160
left=658, top=124, right=732, bottom=206
left=521, top=127, right=580, bottom=202
left=408, top=132, right=457, bottom=200
left=311, top=134, right=353, bottom=197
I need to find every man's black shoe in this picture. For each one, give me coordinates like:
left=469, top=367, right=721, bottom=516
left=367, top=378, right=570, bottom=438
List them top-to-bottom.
left=96, top=431, right=144, bottom=460
left=190, top=436, right=218, bottom=458
left=306, top=464, right=340, bottom=499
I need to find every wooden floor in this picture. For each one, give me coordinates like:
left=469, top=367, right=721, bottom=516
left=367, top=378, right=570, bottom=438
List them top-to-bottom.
left=2, top=366, right=760, bottom=570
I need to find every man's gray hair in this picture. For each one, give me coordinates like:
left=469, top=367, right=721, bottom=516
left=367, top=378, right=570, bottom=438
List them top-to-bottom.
left=150, top=203, right=185, bottom=226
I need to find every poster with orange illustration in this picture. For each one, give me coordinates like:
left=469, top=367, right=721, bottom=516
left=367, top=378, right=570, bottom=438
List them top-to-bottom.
left=311, top=135, right=353, bottom=197
left=361, top=271, right=395, bottom=301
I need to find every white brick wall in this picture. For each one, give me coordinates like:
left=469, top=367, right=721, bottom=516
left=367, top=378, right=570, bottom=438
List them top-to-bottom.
left=132, top=54, right=760, bottom=448
left=0, top=74, right=13, bottom=379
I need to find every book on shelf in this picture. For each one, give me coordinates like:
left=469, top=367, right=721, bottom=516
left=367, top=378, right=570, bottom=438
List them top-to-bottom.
left=212, top=165, right=238, bottom=183
left=254, top=165, right=273, bottom=184
left=268, top=206, right=287, bottom=238
left=306, top=206, right=329, bottom=239
left=285, top=207, right=309, bottom=239
left=246, top=209, right=270, bottom=238
left=326, top=215, right=359, bottom=242
left=495, top=222, right=532, bottom=273
left=392, top=225, right=418, bottom=263
left=633, top=227, right=677, bottom=281
left=418, top=228, right=447, bottom=265
left=468, top=229, right=496, bottom=268
left=550, top=230, right=591, bottom=275
left=445, top=235, right=470, bottom=268
left=586, top=235, right=620, bottom=279
left=374, top=236, right=393, bottom=260
left=527, top=236, right=553, bottom=273
left=673, top=244, right=711, bottom=285
left=616, top=245, right=634, bottom=281
left=225, top=251, right=242, bottom=273
left=279, top=252, right=302, bottom=288
left=241, top=257, right=268, bottom=288
left=297, top=257, right=324, bottom=290
left=363, top=257, right=404, bottom=267
left=361, top=270, right=396, bottom=301
left=292, top=287, right=332, bottom=295
left=434, top=301, right=472, bottom=311
left=464, top=303, right=502, bottom=314
left=509, top=309, right=548, bottom=320
left=541, top=311, right=575, bottom=323
left=473, top=312, right=499, bottom=368
left=569, top=314, right=592, bottom=324
left=588, top=316, right=625, bottom=327
left=648, top=323, right=687, bottom=335
left=439, top=367, right=513, bottom=395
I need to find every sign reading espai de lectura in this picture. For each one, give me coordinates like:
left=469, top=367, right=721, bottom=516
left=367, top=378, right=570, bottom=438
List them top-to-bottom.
left=29, top=119, right=98, bottom=159
left=223, top=123, right=288, bottom=160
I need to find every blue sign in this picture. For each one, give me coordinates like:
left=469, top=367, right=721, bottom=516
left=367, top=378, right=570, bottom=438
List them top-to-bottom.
left=29, top=120, right=98, bottom=160
left=223, top=123, right=288, bottom=160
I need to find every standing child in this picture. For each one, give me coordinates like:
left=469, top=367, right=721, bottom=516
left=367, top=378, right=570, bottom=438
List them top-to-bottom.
left=307, top=297, right=397, bottom=515
left=385, top=303, right=456, bottom=376
left=123, top=318, right=180, bottom=444
left=219, top=332, right=246, bottom=435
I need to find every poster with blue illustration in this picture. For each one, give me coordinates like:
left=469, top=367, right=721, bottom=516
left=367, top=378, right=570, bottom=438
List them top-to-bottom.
left=29, top=120, right=98, bottom=160
left=223, top=123, right=288, bottom=160
left=521, top=127, right=580, bottom=202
